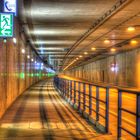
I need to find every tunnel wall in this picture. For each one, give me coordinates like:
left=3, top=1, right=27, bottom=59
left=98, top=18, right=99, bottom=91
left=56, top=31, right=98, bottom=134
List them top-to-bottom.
left=0, top=18, right=47, bottom=118
left=64, top=48, right=140, bottom=88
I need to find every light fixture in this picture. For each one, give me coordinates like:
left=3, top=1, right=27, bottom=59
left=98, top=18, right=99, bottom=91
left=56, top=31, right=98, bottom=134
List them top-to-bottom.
left=127, top=26, right=135, bottom=32
left=3, top=38, right=7, bottom=43
left=13, top=38, right=17, bottom=44
left=104, top=39, right=110, bottom=44
left=130, top=39, right=138, bottom=45
left=91, top=47, right=96, bottom=51
left=110, top=48, right=116, bottom=52
left=21, top=49, right=25, bottom=54
left=84, top=52, right=88, bottom=55
left=27, top=55, right=30, bottom=59
left=79, top=55, right=83, bottom=58
left=31, top=58, right=34, bottom=62
left=76, top=58, right=79, bottom=60
left=41, top=63, right=44, bottom=66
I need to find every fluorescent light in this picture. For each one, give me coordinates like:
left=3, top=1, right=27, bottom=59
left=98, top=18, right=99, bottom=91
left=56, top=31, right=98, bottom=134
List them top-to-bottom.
left=127, top=26, right=135, bottom=32
left=13, top=38, right=17, bottom=44
left=104, top=39, right=110, bottom=44
left=110, top=48, right=116, bottom=52
left=21, top=49, right=25, bottom=54
left=27, top=55, right=30, bottom=59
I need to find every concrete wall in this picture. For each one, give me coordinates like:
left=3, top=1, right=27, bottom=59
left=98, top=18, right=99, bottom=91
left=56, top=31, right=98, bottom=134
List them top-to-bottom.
left=0, top=18, right=47, bottom=118
left=64, top=48, right=140, bottom=88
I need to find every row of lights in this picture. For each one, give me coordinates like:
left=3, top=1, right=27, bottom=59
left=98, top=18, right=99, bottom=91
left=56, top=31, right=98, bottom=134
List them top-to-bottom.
left=64, top=26, right=138, bottom=71
left=4, top=37, right=17, bottom=44
left=21, top=48, right=44, bottom=66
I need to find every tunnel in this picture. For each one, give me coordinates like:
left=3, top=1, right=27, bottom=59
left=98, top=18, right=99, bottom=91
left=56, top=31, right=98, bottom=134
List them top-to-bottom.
left=0, top=0, right=140, bottom=140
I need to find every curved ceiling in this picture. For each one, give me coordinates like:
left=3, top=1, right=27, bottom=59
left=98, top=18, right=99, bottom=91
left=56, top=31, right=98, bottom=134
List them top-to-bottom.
left=18, top=0, right=140, bottom=71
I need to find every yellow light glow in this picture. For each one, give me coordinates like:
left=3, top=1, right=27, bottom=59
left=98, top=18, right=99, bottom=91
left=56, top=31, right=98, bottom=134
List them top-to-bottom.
left=127, top=26, right=135, bottom=32
left=104, top=39, right=110, bottom=44
left=130, top=40, right=138, bottom=45
left=91, top=47, right=96, bottom=51
left=111, top=48, right=116, bottom=52
left=84, top=52, right=88, bottom=55
left=79, top=55, right=83, bottom=58
left=76, top=58, right=79, bottom=60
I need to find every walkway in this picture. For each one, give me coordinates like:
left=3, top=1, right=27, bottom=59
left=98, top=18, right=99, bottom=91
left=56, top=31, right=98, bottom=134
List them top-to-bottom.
left=0, top=79, right=114, bottom=140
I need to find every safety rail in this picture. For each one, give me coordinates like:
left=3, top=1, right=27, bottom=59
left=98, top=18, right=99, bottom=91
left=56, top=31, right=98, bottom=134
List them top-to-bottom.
left=54, top=76, right=109, bottom=133
left=54, top=76, right=140, bottom=139
left=118, top=88, right=140, bottom=140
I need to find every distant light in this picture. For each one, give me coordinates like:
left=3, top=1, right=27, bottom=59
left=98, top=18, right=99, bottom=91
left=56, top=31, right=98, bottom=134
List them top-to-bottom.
left=127, top=26, right=135, bottom=32
left=13, top=38, right=17, bottom=44
left=3, top=39, right=7, bottom=43
left=104, top=39, right=110, bottom=44
left=130, top=40, right=138, bottom=45
left=91, top=47, right=96, bottom=51
left=111, top=48, right=116, bottom=52
left=21, top=49, right=25, bottom=54
left=84, top=52, right=88, bottom=55
left=27, top=55, right=30, bottom=59
left=79, top=55, right=83, bottom=58
left=76, top=58, right=79, bottom=60
left=31, top=59, right=34, bottom=62
left=35, top=61, right=37, bottom=64
left=41, top=63, right=44, bottom=66
left=111, top=64, right=119, bottom=72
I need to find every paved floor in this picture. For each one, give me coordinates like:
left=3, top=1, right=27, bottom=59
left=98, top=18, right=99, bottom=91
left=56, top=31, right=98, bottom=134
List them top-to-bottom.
left=0, top=79, right=115, bottom=140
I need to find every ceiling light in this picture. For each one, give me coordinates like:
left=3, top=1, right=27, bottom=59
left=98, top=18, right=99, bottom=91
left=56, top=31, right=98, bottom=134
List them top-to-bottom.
left=127, top=26, right=135, bottom=32
left=3, top=38, right=7, bottom=43
left=13, top=38, right=17, bottom=44
left=104, top=39, right=110, bottom=44
left=130, top=40, right=138, bottom=45
left=91, top=47, right=96, bottom=51
left=110, top=48, right=116, bottom=52
left=21, top=49, right=25, bottom=54
left=84, top=52, right=88, bottom=55
left=27, top=55, right=30, bottom=59
left=79, top=55, right=83, bottom=58
left=31, top=59, right=34, bottom=62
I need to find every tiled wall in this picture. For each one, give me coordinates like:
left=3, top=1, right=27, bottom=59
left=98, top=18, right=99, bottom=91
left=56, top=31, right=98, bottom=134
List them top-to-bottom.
left=0, top=18, right=47, bottom=118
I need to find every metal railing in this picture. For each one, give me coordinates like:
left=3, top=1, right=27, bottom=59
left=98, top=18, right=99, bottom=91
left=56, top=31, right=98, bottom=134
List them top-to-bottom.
left=54, top=76, right=140, bottom=139
left=54, top=76, right=109, bottom=133
left=118, top=88, right=140, bottom=140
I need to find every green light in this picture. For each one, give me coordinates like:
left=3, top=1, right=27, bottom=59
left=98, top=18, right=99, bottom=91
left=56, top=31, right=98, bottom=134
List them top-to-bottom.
left=19, top=72, right=25, bottom=79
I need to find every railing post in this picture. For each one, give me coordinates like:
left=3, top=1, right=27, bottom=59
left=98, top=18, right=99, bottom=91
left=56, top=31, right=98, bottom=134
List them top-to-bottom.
left=70, top=81, right=72, bottom=101
left=74, top=81, right=76, bottom=104
left=78, top=82, right=81, bottom=110
left=83, top=83, right=86, bottom=111
left=89, top=84, right=92, bottom=116
left=96, top=86, right=99, bottom=121
left=105, top=87, right=109, bottom=133
left=118, top=90, right=122, bottom=139
left=136, top=94, right=140, bottom=140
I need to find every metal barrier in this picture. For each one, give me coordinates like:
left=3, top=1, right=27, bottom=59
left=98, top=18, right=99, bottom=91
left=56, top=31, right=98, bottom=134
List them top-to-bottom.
left=54, top=76, right=109, bottom=133
left=54, top=77, right=140, bottom=139
left=118, top=88, right=140, bottom=140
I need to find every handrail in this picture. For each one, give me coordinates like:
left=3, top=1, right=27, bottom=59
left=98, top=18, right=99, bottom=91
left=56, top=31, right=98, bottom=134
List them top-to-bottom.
left=59, top=76, right=140, bottom=94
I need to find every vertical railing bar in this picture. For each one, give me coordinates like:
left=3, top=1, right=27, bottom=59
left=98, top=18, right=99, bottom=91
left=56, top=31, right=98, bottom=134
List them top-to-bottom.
left=74, top=81, right=76, bottom=104
left=78, top=82, right=81, bottom=110
left=83, top=83, right=86, bottom=111
left=89, top=84, right=92, bottom=116
left=96, top=86, right=99, bottom=121
left=105, top=87, right=109, bottom=133
left=118, top=90, right=122, bottom=139
left=136, top=94, right=140, bottom=139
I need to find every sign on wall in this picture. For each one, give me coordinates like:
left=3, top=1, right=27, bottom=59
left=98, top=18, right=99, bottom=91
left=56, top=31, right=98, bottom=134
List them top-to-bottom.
left=3, top=0, right=17, bottom=15
left=0, top=13, right=14, bottom=37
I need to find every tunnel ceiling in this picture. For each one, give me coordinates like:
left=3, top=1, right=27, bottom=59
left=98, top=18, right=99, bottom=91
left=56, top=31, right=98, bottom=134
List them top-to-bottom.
left=18, top=0, right=140, bottom=71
